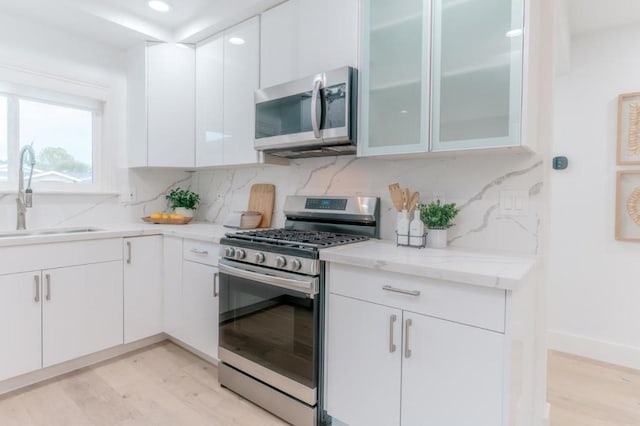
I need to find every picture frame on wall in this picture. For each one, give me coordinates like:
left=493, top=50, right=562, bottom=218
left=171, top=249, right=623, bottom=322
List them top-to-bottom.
left=617, top=92, right=640, bottom=165
left=615, top=170, right=640, bottom=241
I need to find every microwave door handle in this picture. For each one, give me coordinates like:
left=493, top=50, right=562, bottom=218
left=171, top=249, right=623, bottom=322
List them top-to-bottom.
left=311, top=78, right=322, bottom=139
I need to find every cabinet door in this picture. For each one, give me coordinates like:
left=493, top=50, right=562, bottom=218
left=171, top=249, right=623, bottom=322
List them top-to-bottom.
left=260, top=0, right=299, bottom=88
left=297, top=0, right=358, bottom=77
left=359, top=0, right=431, bottom=156
left=431, top=0, right=524, bottom=151
left=223, top=17, right=260, bottom=166
left=196, top=33, right=225, bottom=167
left=147, top=42, right=196, bottom=167
left=123, top=236, right=163, bottom=344
left=163, top=236, right=184, bottom=339
left=182, top=261, right=219, bottom=359
left=43, top=262, right=123, bottom=367
left=0, top=271, right=42, bottom=381
left=326, top=294, right=402, bottom=426
left=401, top=312, right=504, bottom=426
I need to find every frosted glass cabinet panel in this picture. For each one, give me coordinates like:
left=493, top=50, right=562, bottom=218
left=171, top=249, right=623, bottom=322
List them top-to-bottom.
left=359, top=0, right=431, bottom=156
left=431, top=0, right=524, bottom=151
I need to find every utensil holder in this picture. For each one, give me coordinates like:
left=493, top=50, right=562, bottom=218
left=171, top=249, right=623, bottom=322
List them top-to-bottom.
left=396, top=231, right=427, bottom=248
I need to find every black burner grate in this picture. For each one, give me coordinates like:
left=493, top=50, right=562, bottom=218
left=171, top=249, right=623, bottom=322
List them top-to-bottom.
left=227, top=229, right=369, bottom=249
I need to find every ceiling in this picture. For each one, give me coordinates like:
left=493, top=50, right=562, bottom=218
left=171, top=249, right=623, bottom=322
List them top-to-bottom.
left=0, top=0, right=284, bottom=49
left=567, top=0, right=640, bottom=36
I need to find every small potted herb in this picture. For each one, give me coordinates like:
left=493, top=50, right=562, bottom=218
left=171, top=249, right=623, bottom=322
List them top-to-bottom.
left=166, top=188, right=200, bottom=218
left=418, top=200, right=459, bottom=248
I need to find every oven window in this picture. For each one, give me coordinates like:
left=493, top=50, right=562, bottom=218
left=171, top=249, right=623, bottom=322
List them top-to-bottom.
left=219, top=272, right=319, bottom=389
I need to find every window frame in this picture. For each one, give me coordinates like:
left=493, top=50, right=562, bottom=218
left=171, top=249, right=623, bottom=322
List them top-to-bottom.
left=0, top=82, right=103, bottom=193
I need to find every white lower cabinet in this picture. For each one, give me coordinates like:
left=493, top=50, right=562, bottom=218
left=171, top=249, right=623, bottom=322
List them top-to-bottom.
left=123, top=236, right=163, bottom=343
left=163, top=238, right=219, bottom=360
left=182, top=260, right=219, bottom=359
left=42, top=262, right=124, bottom=368
left=327, top=264, right=506, bottom=426
left=0, top=272, right=42, bottom=381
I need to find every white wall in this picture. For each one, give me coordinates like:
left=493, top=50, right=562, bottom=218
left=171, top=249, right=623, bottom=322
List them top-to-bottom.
left=0, top=11, right=190, bottom=230
left=550, top=24, right=640, bottom=369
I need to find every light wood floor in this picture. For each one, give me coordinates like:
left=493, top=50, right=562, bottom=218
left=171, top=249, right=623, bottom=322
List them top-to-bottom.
left=0, top=342, right=287, bottom=426
left=1, top=344, right=639, bottom=425
left=548, top=350, right=640, bottom=426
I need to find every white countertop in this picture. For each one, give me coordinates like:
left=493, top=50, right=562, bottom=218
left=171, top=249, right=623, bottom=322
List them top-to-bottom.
left=0, top=223, right=537, bottom=290
left=320, top=240, right=538, bottom=291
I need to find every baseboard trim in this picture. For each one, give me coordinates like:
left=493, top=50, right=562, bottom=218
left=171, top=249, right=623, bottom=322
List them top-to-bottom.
left=548, top=330, right=640, bottom=370
left=0, top=334, right=166, bottom=397
left=165, top=336, right=218, bottom=366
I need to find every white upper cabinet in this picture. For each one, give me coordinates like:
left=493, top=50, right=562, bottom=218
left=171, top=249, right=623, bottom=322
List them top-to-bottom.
left=260, top=0, right=358, bottom=88
left=358, top=0, right=431, bottom=157
left=430, top=0, right=524, bottom=152
left=223, top=17, right=261, bottom=165
left=195, top=34, right=225, bottom=168
left=127, top=42, right=195, bottom=168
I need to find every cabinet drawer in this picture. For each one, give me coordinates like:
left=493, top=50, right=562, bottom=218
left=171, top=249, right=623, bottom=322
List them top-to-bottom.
left=183, top=240, right=219, bottom=266
left=328, top=264, right=505, bottom=333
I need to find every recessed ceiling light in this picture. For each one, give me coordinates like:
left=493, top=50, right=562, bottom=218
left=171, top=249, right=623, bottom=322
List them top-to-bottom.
left=148, top=0, right=171, bottom=12
left=505, top=28, right=523, bottom=38
left=229, top=37, right=245, bottom=45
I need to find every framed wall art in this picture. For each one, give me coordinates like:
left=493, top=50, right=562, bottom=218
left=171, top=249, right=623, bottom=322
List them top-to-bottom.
left=617, top=92, right=640, bottom=165
left=615, top=170, right=640, bottom=241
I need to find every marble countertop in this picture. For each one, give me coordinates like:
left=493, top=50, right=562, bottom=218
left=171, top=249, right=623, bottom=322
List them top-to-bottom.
left=0, top=223, right=537, bottom=290
left=320, top=240, right=538, bottom=291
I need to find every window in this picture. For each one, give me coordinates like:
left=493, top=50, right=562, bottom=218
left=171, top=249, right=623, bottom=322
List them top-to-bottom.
left=0, top=85, right=101, bottom=189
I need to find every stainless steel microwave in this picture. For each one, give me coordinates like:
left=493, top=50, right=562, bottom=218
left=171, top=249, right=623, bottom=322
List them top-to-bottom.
left=254, top=66, right=357, bottom=158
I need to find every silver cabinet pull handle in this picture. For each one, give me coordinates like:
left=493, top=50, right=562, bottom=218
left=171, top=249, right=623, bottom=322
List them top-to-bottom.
left=126, top=241, right=132, bottom=264
left=190, top=248, right=209, bottom=255
left=213, top=272, right=219, bottom=298
left=45, top=274, right=51, bottom=301
left=34, top=275, right=40, bottom=303
left=382, top=285, right=421, bottom=297
left=389, top=314, right=397, bottom=353
left=404, top=318, right=413, bottom=358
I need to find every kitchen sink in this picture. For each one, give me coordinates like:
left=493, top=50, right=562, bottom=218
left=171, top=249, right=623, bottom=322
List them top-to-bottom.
left=0, top=227, right=104, bottom=238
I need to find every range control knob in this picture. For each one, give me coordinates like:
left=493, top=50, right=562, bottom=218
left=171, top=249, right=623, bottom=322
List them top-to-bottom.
left=224, top=247, right=236, bottom=257
left=235, top=249, right=246, bottom=260
left=255, top=252, right=266, bottom=264
left=275, top=256, right=287, bottom=268
left=291, top=258, right=302, bottom=271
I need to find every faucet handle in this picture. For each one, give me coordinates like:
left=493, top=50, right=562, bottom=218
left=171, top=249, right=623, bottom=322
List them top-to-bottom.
left=25, top=188, right=32, bottom=208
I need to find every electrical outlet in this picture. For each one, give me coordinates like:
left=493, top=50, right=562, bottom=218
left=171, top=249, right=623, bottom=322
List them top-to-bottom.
left=122, top=188, right=137, bottom=202
left=499, top=190, right=528, bottom=217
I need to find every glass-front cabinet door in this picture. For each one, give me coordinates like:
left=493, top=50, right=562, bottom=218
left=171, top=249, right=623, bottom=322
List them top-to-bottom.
left=358, top=0, right=431, bottom=156
left=431, top=0, right=525, bottom=152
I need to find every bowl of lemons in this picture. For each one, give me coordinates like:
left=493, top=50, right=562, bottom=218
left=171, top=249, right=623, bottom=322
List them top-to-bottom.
left=143, top=211, right=193, bottom=225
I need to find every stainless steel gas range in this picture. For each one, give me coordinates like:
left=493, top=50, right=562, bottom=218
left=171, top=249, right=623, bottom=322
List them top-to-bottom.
left=217, top=195, right=380, bottom=426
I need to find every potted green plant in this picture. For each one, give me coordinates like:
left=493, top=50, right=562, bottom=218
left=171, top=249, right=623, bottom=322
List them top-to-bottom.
left=166, top=188, right=200, bottom=218
left=418, top=200, right=459, bottom=248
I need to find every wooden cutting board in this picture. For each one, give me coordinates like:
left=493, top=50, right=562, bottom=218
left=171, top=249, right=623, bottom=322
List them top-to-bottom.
left=247, top=184, right=275, bottom=228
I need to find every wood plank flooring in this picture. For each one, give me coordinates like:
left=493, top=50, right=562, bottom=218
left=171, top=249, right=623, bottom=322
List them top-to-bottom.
left=0, top=342, right=287, bottom=426
left=1, top=344, right=639, bottom=425
left=548, top=350, right=640, bottom=426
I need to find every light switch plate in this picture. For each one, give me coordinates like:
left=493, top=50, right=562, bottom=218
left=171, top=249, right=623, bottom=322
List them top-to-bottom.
left=499, top=190, right=528, bottom=217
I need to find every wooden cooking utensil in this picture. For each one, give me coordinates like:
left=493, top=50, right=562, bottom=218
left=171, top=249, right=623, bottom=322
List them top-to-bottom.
left=247, top=183, right=275, bottom=228
left=388, top=183, right=403, bottom=212
left=401, top=188, right=410, bottom=210
left=408, top=191, right=420, bottom=213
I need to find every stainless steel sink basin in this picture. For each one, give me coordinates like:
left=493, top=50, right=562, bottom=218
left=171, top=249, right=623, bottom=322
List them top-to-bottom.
left=0, top=227, right=104, bottom=238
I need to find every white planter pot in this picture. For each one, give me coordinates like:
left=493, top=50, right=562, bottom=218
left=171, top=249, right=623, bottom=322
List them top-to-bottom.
left=174, top=207, right=195, bottom=218
left=427, top=229, right=448, bottom=248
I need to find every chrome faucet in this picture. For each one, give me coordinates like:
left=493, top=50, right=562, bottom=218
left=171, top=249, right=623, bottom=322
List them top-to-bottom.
left=17, top=145, right=36, bottom=230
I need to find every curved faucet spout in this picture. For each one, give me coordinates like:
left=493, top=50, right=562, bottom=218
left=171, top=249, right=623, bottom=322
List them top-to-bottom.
left=17, top=145, right=36, bottom=230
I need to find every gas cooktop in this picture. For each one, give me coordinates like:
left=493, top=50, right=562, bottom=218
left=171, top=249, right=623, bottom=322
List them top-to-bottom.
left=226, top=229, right=369, bottom=249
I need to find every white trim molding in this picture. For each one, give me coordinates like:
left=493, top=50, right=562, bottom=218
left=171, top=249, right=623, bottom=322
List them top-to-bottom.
left=548, top=329, right=640, bottom=370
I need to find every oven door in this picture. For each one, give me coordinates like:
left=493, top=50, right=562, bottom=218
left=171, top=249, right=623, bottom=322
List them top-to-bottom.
left=218, top=258, right=320, bottom=406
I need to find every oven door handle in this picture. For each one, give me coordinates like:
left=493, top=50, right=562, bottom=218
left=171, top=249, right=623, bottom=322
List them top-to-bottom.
left=218, top=261, right=318, bottom=296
